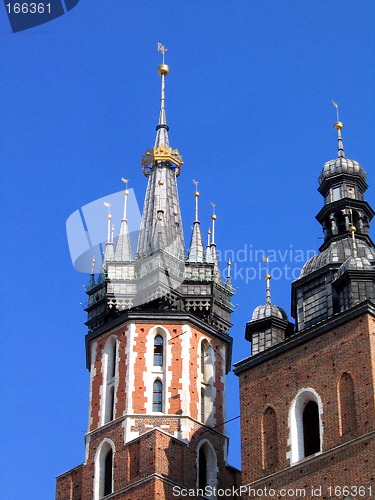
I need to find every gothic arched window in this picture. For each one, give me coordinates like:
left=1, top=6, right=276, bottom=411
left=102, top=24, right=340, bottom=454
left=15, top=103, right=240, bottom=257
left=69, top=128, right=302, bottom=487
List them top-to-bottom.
left=153, top=335, right=164, bottom=366
left=103, top=337, right=117, bottom=424
left=200, top=339, right=215, bottom=426
left=153, top=379, right=163, bottom=412
left=289, top=389, right=323, bottom=464
left=303, top=401, right=321, bottom=457
left=94, top=440, right=114, bottom=499
left=197, top=441, right=217, bottom=491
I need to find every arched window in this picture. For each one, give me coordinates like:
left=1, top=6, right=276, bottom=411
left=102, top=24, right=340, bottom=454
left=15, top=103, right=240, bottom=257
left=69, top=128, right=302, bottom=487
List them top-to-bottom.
left=153, top=335, right=164, bottom=366
left=103, top=337, right=117, bottom=425
left=200, top=339, right=215, bottom=426
left=111, top=342, right=116, bottom=378
left=201, top=342, right=206, bottom=379
left=338, top=372, right=357, bottom=436
left=153, top=379, right=163, bottom=412
left=201, top=387, right=205, bottom=422
left=289, top=389, right=323, bottom=464
left=302, top=401, right=320, bottom=457
left=262, top=406, right=278, bottom=469
left=94, top=440, right=114, bottom=499
left=197, top=441, right=217, bottom=493
left=198, top=446, right=207, bottom=490
left=104, top=448, right=113, bottom=496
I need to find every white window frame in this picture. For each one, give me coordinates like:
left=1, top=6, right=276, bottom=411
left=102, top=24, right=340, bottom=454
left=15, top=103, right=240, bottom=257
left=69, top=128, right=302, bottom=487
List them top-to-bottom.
left=289, top=388, right=323, bottom=464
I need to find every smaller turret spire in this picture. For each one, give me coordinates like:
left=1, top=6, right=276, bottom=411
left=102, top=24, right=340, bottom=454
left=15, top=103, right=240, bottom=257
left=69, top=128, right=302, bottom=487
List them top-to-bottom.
left=332, top=100, right=345, bottom=158
left=114, top=179, right=133, bottom=261
left=187, top=179, right=204, bottom=262
left=193, top=179, right=200, bottom=222
left=102, top=202, right=114, bottom=266
left=104, top=202, right=112, bottom=244
left=211, top=202, right=216, bottom=245
left=209, top=203, right=221, bottom=282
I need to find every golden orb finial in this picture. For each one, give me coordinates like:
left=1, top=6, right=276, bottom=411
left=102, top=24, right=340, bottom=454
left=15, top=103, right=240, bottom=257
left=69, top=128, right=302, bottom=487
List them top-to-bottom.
left=158, top=64, right=169, bottom=76
left=334, top=121, right=343, bottom=131
left=265, top=274, right=271, bottom=281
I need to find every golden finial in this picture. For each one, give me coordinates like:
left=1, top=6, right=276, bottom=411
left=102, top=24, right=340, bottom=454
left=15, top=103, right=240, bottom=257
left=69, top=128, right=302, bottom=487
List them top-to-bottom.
left=157, top=42, right=169, bottom=76
left=121, top=177, right=129, bottom=194
left=193, top=179, right=200, bottom=197
left=193, top=179, right=200, bottom=221
left=211, top=202, right=217, bottom=221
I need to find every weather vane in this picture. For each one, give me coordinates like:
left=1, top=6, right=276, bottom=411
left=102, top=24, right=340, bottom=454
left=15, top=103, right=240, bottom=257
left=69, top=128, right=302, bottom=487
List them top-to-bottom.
left=158, top=42, right=168, bottom=64
left=331, top=100, right=340, bottom=122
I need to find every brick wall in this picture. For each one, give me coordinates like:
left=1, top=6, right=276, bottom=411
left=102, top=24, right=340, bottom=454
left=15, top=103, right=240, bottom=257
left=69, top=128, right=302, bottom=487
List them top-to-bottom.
left=238, top=313, right=375, bottom=486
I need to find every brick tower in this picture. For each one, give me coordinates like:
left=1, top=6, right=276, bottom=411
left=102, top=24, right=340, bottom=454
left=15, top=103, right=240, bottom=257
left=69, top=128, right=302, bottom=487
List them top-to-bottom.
left=56, top=47, right=240, bottom=500
left=234, top=117, right=375, bottom=498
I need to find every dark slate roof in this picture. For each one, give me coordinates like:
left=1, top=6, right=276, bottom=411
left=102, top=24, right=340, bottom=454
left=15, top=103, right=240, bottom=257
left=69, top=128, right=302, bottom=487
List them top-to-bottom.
left=318, top=157, right=366, bottom=184
left=299, top=238, right=375, bottom=278
left=337, top=256, right=374, bottom=278
left=252, top=303, right=288, bottom=321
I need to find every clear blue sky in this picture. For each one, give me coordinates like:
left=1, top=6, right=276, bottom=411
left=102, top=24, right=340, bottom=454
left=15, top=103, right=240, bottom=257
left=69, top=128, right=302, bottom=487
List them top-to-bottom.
left=1, top=2, right=374, bottom=498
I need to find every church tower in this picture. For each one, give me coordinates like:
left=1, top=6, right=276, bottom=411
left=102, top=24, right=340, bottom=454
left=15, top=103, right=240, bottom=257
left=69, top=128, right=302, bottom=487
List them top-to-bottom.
left=56, top=47, right=240, bottom=500
left=234, top=113, right=375, bottom=497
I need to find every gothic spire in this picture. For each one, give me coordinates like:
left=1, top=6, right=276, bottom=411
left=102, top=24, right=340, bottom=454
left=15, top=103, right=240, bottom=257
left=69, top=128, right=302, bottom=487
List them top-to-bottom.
left=137, top=44, right=185, bottom=259
left=114, top=178, right=133, bottom=261
left=188, top=180, right=204, bottom=263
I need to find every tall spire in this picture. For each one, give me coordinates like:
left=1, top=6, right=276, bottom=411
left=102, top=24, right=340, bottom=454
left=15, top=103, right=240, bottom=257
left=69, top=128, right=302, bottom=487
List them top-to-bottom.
left=154, top=43, right=170, bottom=148
left=138, top=44, right=185, bottom=259
left=114, top=178, right=133, bottom=261
left=188, top=180, right=204, bottom=263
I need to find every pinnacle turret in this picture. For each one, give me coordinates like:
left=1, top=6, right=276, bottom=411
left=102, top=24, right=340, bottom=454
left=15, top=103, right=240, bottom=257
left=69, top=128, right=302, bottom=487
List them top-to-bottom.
left=188, top=180, right=204, bottom=263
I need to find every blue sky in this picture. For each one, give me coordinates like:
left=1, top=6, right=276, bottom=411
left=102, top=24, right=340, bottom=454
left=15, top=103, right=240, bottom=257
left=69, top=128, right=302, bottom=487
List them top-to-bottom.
left=1, top=2, right=374, bottom=498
